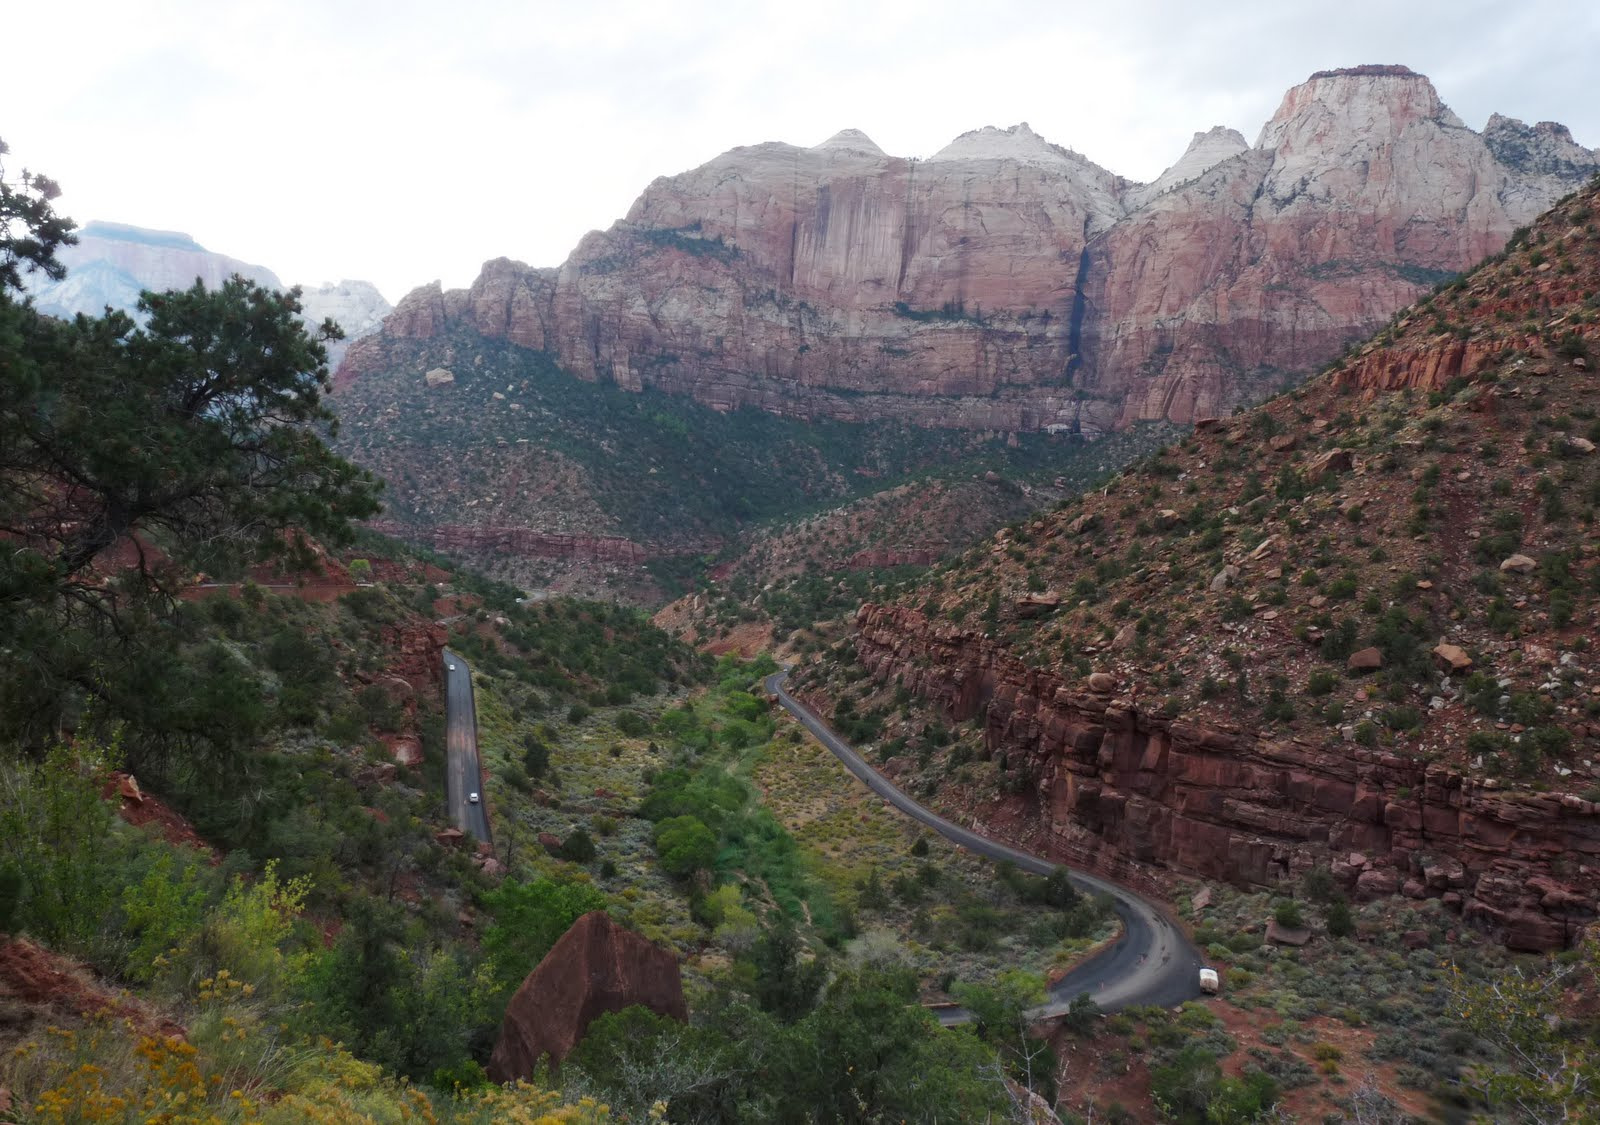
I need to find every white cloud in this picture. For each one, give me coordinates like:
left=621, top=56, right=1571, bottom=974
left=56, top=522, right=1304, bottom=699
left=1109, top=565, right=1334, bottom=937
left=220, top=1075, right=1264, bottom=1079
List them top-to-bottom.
left=9, top=0, right=1596, bottom=302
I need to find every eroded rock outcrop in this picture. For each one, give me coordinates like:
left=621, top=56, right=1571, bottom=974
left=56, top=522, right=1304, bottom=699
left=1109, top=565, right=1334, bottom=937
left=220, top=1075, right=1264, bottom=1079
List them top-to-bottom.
left=345, top=67, right=1596, bottom=434
left=852, top=604, right=1599, bottom=951
left=487, top=911, right=686, bottom=1081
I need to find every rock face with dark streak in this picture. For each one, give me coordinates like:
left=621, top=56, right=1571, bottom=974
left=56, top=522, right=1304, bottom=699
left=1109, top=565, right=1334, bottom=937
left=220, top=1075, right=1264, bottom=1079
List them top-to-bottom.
left=344, top=67, right=1596, bottom=434
left=852, top=604, right=1599, bottom=953
left=486, top=911, right=687, bottom=1081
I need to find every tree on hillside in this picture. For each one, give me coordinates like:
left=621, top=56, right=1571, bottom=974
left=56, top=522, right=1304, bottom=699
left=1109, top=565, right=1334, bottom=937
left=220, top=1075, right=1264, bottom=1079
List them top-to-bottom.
left=0, top=137, right=381, bottom=749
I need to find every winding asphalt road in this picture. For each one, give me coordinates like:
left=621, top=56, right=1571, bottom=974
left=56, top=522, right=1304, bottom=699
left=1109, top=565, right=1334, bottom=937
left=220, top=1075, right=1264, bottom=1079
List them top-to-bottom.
left=443, top=648, right=492, bottom=843
left=764, top=670, right=1203, bottom=1022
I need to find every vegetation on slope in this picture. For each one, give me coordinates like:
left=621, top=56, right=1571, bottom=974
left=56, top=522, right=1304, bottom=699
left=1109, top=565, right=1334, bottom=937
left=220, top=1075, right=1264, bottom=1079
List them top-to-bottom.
left=333, top=326, right=1180, bottom=598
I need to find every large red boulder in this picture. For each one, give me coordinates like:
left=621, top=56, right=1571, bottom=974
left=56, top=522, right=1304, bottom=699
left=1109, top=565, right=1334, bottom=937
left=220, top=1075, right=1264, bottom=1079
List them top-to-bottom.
left=486, top=911, right=687, bottom=1082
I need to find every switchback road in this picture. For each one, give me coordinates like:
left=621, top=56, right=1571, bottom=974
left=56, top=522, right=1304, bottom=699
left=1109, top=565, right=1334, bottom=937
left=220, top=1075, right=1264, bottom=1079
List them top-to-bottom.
left=444, top=648, right=492, bottom=843
left=764, top=670, right=1203, bottom=1022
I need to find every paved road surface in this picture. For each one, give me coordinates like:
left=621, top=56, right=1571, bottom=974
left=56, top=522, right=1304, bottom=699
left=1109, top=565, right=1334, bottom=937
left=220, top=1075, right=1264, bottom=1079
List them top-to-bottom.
left=444, top=648, right=492, bottom=843
left=765, top=670, right=1203, bottom=1022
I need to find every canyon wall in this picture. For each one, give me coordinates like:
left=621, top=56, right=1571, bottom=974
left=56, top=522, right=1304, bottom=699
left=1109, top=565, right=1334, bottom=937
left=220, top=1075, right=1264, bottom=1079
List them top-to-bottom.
left=346, top=67, right=1597, bottom=434
left=852, top=604, right=1599, bottom=951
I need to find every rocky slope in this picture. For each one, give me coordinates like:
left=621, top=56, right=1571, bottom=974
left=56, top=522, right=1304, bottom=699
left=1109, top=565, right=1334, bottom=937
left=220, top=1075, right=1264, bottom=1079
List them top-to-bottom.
left=348, top=66, right=1595, bottom=436
left=799, top=177, right=1600, bottom=951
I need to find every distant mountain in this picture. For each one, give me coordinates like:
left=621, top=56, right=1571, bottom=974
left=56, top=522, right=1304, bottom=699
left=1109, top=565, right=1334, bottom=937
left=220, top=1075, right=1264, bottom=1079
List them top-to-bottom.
left=347, top=65, right=1596, bottom=436
left=26, top=220, right=391, bottom=368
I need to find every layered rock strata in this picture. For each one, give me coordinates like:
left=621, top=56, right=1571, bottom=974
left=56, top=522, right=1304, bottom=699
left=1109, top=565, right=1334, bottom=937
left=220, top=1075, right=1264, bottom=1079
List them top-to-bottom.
left=347, top=67, right=1596, bottom=434
left=853, top=604, right=1599, bottom=951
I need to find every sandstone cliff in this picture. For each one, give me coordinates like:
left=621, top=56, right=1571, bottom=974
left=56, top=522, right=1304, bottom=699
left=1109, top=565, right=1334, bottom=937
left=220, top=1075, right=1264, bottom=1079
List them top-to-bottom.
left=347, top=66, right=1596, bottom=434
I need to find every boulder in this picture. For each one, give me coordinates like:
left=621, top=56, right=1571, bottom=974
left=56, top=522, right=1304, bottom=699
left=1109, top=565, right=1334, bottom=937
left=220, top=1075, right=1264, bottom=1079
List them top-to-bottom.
left=424, top=367, right=456, bottom=388
left=1268, top=433, right=1297, bottom=453
left=1567, top=435, right=1597, bottom=455
left=1305, top=448, right=1353, bottom=483
left=1155, top=509, right=1181, bottom=530
left=1499, top=554, right=1538, bottom=574
left=1209, top=564, right=1240, bottom=593
left=1016, top=593, right=1062, bottom=619
left=1111, top=623, right=1139, bottom=650
left=1432, top=643, right=1473, bottom=673
left=1347, top=647, right=1384, bottom=673
left=1087, top=672, right=1117, bottom=694
left=390, top=738, right=423, bottom=768
left=1355, top=867, right=1401, bottom=900
left=487, top=911, right=686, bottom=1081
left=1265, top=920, right=1312, bottom=946
left=1402, top=929, right=1432, bottom=950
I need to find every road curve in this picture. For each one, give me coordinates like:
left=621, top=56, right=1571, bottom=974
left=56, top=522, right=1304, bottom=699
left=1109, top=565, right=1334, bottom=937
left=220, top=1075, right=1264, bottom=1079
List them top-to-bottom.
left=443, top=648, right=492, bottom=843
left=765, top=670, right=1203, bottom=1021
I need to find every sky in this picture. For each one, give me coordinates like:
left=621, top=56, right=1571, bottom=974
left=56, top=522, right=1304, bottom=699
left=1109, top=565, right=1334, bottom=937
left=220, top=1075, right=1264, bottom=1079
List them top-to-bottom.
left=7, top=0, right=1598, bottom=303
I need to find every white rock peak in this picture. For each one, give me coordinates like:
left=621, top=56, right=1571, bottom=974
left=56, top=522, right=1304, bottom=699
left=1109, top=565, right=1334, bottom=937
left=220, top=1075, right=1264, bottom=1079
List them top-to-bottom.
left=1257, top=65, right=1462, bottom=152
left=928, top=122, right=1077, bottom=170
left=1132, top=126, right=1251, bottom=205
left=810, top=129, right=886, bottom=157
left=298, top=279, right=393, bottom=340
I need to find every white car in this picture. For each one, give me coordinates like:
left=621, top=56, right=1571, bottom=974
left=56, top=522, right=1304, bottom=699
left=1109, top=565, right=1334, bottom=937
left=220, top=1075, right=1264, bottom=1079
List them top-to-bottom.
left=468, top=792, right=480, bottom=804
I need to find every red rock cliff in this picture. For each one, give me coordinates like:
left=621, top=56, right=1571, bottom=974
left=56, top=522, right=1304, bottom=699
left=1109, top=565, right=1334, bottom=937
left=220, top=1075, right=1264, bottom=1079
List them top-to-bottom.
left=345, top=69, right=1596, bottom=434
left=852, top=604, right=1599, bottom=952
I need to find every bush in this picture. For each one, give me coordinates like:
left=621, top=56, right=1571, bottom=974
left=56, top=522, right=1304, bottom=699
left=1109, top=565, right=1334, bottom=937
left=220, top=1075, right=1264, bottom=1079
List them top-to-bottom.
left=653, top=815, right=717, bottom=876
left=558, top=828, right=597, bottom=863
left=1326, top=898, right=1355, bottom=938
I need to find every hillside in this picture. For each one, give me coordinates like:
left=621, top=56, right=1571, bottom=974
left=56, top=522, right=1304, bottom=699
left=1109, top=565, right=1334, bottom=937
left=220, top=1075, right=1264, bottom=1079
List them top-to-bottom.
left=346, top=66, right=1596, bottom=438
left=796, top=175, right=1600, bottom=955
left=332, top=326, right=1178, bottom=599
left=655, top=425, right=1184, bottom=653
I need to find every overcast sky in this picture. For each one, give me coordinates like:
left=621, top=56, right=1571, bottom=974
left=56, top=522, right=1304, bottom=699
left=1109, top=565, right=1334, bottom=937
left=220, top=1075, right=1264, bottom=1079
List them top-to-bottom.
left=8, top=0, right=1598, bottom=302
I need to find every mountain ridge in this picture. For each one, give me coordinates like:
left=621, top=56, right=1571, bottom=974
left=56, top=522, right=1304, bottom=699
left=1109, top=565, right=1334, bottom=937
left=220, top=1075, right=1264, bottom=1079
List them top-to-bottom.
left=344, top=66, right=1597, bottom=438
